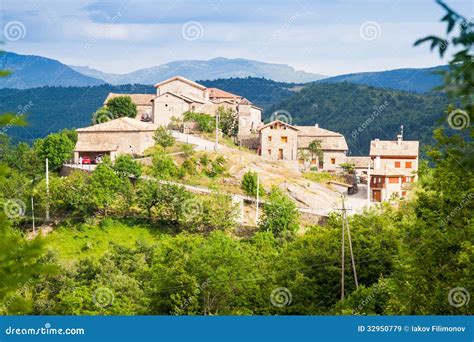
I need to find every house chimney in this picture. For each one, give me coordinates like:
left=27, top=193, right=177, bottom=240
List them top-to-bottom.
left=314, top=123, right=319, bottom=128
left=397, top=134, right=402, bottom=145
left=374, top=138, right=379, bottom=148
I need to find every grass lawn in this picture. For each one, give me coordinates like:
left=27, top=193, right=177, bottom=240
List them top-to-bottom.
left=45, top=219, right=163, bottom=262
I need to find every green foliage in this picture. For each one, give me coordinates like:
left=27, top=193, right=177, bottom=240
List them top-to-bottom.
left=105, top=96, right=137, bottom=119
left=218, top=106, right=238, bottom=138
left=183, top=111, right=215, bottom=133
left=153, top=127, right=175, bottom=149
left=34, top=131, right=75, bottom=171
left=308, top=139, right=323, bottom=161
left=151, top=149, right=177, bottom=179
left=113, top=155, right=142, bottom=179
left=90, top=160, right=129, bottom=216
left=339, top=162, right=355, bottom=174
left=241, top=170, right=262, bottom=197
left=260, top=187, right=299, bottom=237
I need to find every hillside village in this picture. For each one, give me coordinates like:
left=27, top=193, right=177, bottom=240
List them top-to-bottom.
left=72, top=75, right=419, bottom=210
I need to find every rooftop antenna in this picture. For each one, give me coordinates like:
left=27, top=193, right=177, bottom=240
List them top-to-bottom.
left=400, top=125, right=404, bottom=139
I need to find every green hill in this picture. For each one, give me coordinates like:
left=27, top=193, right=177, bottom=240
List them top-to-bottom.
left=265, top=82, right=450, bottom=155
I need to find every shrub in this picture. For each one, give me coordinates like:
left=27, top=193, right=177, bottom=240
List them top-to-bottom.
left=183, top=111, right=215, bottom=133
left=153, top=127, right=175, bottom=149
left=152, top=150, right=177, bottom=179
left=241, top=170, right=263, bottom=197
left=260, top=187, right=299, bottom=237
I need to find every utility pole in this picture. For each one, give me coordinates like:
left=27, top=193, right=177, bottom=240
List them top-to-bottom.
left=215, top=113, right=219, bottom=151
left=45, top=158, right=50, bottom=221
left=367, top=161, right=371, bottom=207
left=255, top=174, right=260, bottom=225
left=340, top=195, right=345, bottom=301
left=31, top=196, right=35, bottom=235
left=345, top=197, right=359, bottom=289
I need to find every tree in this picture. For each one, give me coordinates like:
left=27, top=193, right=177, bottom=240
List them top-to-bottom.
left=105, top=96, right=137, bottom=119
left=92, top=106, right=113, bottom=124
left=218, top=106, right=239, bottom=139
left=153, top=127, right=175, bottom=149
left=34, top=131, right=75, bottom=171
left=308, top=140, right=323, bottom=166
left=152, top=150, right=178, bottom=179
left=113, top=155, right=142, bottom=179
left=89, top=160, right=124, bottom=216
left=241, top=170, right=263, bottom=197
left=260, top=187, right=299, bottom=238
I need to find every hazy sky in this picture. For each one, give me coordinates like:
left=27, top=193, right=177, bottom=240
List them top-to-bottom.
left=1, top=0, right=472, bottom=76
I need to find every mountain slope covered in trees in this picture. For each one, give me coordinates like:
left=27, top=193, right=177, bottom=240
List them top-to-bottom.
left=265, top=82, right=450, bottom=155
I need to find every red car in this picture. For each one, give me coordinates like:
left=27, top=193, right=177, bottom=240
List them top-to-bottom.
left=81, top=156, right=92, bottom=164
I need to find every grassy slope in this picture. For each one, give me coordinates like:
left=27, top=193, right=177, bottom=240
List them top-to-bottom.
left=45, top=219, right=162, bottom=262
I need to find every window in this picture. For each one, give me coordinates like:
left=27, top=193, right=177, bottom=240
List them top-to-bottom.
left=268, top=136, right=272, bottom=142
left=281, top=136, right=288, bottom=143
left=267, top=149, right=271, bottom=155
left=331, top=158, right=336, bottom=165
left=395, top=161, right=401, bottom=168
left=405, top=161, right=412, bottom=168
left=405, top=176, right=411, bottom=183
left=389, top=177, right=399, bottom=184
left=402, top=191, right=407, bottom=196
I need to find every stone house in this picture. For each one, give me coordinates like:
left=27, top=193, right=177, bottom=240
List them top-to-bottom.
left=151, top=76, right=263, bottom=136
left=74, top=117, right=157, bottom=163
left=258, top=121, right=349, bottom=171
left=259, top=121, right=299, bottom=160
left=369, top=135, right=419, bottom=202
left=345, top=156, right=373, bottom=182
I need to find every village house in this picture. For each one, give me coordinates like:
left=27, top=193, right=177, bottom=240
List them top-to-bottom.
left=151, top=76, right=263, bottom=136
left=74, top=117, right=156, bottom=163
left=258, top=120, right=349, bottom=171
left=368, top=134, right=419, bottom=202
left=345, top=156, right=373, bottom=181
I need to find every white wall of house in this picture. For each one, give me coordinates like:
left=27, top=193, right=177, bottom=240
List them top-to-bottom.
left=156, top=80, right=206, bottom=99
left=153, top=93, right=190, bottom=126
left=76, top=131, right=155, bottom=157
left=321, top=151, right=347, bottom=172
left=375, top=157, right=418, bottom=180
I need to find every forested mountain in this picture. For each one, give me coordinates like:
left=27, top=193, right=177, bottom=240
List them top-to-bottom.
left=0, top=52, right=105, bottom=89
left=320, top=65, right=447, bottom=93
left=200, top=77, right=299, bottom=109
left=265, top=82, right=450, bottom=155
left=0, top=84, right=154, bottom=143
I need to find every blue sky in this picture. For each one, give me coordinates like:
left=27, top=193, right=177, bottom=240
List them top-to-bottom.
left=1, top=0, right=472, bottom=76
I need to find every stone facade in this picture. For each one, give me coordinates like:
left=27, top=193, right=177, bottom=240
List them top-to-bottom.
left=259, top=121, right=299, bottom=161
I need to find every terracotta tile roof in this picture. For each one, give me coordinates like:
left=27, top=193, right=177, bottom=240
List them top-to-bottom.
left=154, top=76, right=206, bottom=90
left=208, top=87, right=241, bottom=99
left=104, top=93, right=155, bottom=106
left=77, top=117, right=157, bottom=132
left=258, top=120, right=300, bottom=132
left=296, top=125, right=348, bottom=151
left=370, top=139, right=419, bottom=157
left=346, top=156, right=373, bottom=168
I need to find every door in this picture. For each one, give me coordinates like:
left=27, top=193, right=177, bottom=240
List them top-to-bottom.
left=278, top=149, right=283, bottom=160
left=372, top=190, right=381, bottom=202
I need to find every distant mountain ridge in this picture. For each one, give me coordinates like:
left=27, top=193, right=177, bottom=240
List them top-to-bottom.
left=0, top=52, right=105, bottom=89
left=70, top=57, right=326, bottom=84
left=320, top=65, right=448, bottom=93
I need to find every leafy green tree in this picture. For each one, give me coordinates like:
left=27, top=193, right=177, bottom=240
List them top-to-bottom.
left=384, top=1, right=474, bottom=314
left=106, top=96, right=137, bottom=119
left=92, top=106, right=113, bottom=124
left=218, top=106, right=238, bottom=138
left=183, top=111, right=215, bottom=133
left=153, top=127, right=175, bottom=149
left=34, top=131, right=75, bottom=171
left=308, top=139, right=323, bottom=165
left=152, top=150, right=177, bottom=179
left=113, top=155, right=142, bottom=179
left=89, top=160, right=124, bottom=216
left=241, top=170, right=263, bottom=197
left=260, top=187, right=299, bottom=237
